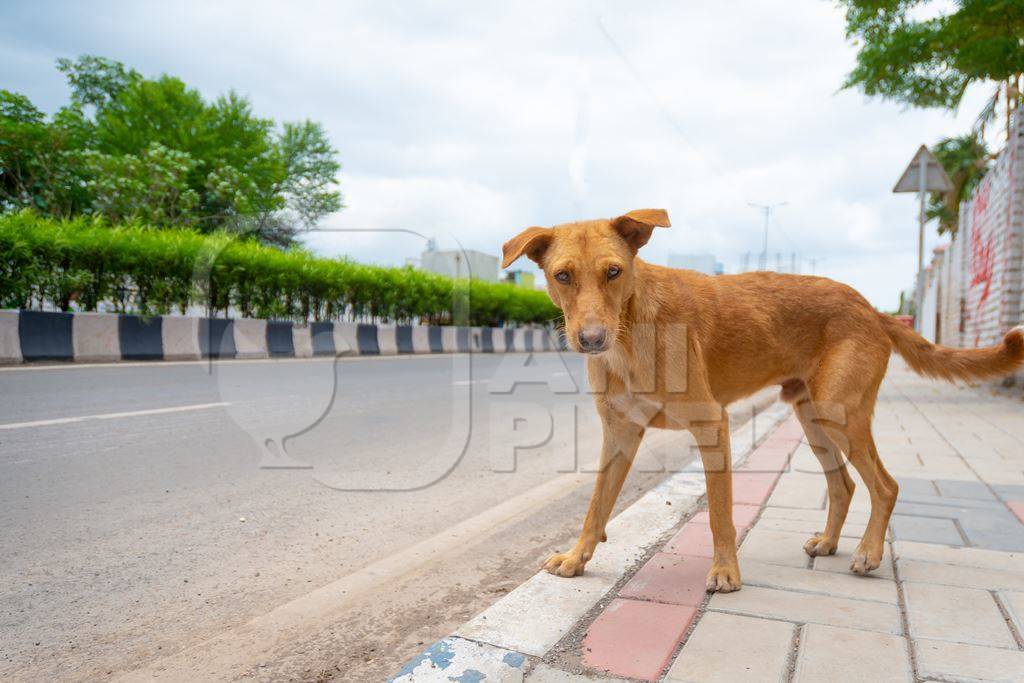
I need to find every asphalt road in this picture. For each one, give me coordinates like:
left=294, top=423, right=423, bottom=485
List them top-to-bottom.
left=0, top=353, right=772, bottom=681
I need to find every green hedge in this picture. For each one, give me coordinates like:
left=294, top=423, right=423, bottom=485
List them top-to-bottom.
left=0, top=212, right=560, bottom=326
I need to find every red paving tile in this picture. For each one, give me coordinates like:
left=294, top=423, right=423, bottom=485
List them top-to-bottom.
left=581, top=418, right=792, bottom=680
left=770, top=419, right=804, bottom=441
left=742, top=447, right=792, bottom=473
left=732, top=471, right=780, bottom=505
left=1009, top=501, right=1024, bottom=525
left=664, top=503, right=761, bottom=558
left=731, top=503, right=761, bottom=530
left=686, top=504, right=760, bottom=531
left=664, top=520, right=715, bottom=557
left=619, top=552, right=712, bottom=606
left=582, top=599, right=698, bottom=680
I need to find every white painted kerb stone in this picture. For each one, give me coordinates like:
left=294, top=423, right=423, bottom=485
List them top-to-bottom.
left=0, top=310, right=21, bottom=363
left=72, top=312, right=120, bottom=362
left=161, top=316, right=200, bottom=360
left=233, top=318, right=267, bottom=359
left=333, top=322, right=358, bottom=356
left=377, top=325, right=398, bottom=355
left=292, top=326, right=313, bottom=358
left=411, top=326, right=431, bottom=354
left=442, top=326, right=458, bottom=353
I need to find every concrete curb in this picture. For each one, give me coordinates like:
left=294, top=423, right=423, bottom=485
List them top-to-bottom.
left=0, top=310, right=565, bottom=364
left=0, top=310, right=22, bottom=363
left=161, top=316, right=200, bottom=361
left=392, top=401, right=792, bottom=681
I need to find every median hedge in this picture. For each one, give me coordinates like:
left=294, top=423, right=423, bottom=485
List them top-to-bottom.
left=0, top=212, right=560, bottom=326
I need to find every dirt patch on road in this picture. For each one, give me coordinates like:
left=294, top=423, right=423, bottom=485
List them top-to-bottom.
left=248, top=470, right=665, bottom=682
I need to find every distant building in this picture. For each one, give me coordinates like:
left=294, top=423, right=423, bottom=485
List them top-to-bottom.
left=420, top=248, right=499, bottom=281
left=667, top=253, right=723, bottom=275
left=504, top=270, right=535, bottom=289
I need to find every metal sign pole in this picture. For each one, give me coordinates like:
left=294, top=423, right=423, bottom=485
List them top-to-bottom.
left=918, top=151, right=927, bottom=274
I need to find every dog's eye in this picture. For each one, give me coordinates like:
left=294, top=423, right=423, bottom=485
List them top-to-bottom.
left=607, top=265, right=622, bottom=280
left=554, top=271, right=570, bottom=284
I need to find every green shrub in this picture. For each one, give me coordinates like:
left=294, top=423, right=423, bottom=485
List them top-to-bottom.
left=0, top=211, right=560, bottom=326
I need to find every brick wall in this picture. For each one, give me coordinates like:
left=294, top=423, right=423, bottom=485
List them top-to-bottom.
left=918, top=111, right=1024, bottom=348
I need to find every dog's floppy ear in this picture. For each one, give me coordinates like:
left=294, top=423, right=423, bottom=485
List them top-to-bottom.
left=611, top=209, right=671, bottom=252
left=502, top=226, right=553, bottom=268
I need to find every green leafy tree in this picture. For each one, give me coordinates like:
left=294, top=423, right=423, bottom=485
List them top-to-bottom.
left=839, top=0, right=1024, bottom=136
left=56, top=55, right=140, bottom=114
left=0, top=56, right=343, bottom=245
left=0, top=90, right=90, bottom=217
left=277, top=120, right=343, bottom=229
left=926, top=134, right=992, bottom=234
left=75, top=143, right=200, bottom=226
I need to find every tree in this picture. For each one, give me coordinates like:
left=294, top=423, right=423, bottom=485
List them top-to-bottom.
left=839, top=0, right=1024, bottom=137
left=0, top=55, right=343, bottom=246
left=55, top=55, right=139, bottom=114
left=0, top=90, right=90, bottom=217
left=277, top=120, right=344, bottom=229
left=926, top=134, right=992, bottom=235
left=75, top=143, right=199, bottom=226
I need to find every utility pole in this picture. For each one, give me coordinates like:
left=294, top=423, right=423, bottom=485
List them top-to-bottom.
left=748, top=201, right=786, bottom=271
left=742, top=252, right=750, bottom=272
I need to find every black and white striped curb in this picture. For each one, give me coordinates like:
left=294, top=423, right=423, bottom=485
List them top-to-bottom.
left=0, top=310, right=564, bottom=364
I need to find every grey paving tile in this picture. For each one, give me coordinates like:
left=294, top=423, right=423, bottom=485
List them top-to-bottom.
left=895, top=477, right=939, bottom=497
left=934, top=479, right=997, bottom=501
left=993, top=483, right=1024, bottom=500
left=896, top=495, right=1007, bottom=512
left=957, top=507, right=1024, bottom=552
left=890, top=515, right=964, bottom=546
left=893, top=540, right=1024, bottom=572
left=897, top=558, right=1024, bottom=591
left=741, top=559, right=898, bottom=604
left=903, top=582, right=1017, bottom=648
left=709, top=585, right=902, bottom=634
left=665, top=612, right=794, bottom=683
left=793, top=624, right=912, bottom=683
left=915, top=638, right=1024, bottom=681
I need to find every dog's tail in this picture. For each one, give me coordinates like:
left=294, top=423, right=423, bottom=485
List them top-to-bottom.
left=880, top=314, right=1024, bottom=382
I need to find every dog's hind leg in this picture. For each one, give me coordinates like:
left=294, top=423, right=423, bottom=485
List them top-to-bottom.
left=808, top=344, right=897, bottom=574
left=789, top=385, right=856, bottom=557
left=840, top=416, right=897, bottom=574
left=542, top=417, right=644, bottom=577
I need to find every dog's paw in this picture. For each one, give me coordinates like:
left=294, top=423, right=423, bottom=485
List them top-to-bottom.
left=803, top=534, right=838, bottom=557
left=850, top=550, right=881, bottom=575
left=542, top=551, right=586, bottom=577
left=705, top=563, right=742, bottom=593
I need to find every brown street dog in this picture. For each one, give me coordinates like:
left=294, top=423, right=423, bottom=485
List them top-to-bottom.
left=501, top=209, right=1024, bottom=592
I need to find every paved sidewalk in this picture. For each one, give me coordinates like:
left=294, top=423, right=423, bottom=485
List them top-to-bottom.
left=393, top=362, right=1024, bottom=682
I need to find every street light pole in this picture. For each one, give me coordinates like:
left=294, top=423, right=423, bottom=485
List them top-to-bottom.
left=748, top=201, right=787, bottom=271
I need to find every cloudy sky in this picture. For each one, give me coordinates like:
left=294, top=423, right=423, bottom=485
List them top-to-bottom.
left=2, top=1, right=992, bottom=309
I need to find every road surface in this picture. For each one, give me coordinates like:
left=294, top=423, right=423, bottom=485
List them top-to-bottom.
left=0, top=353, right=773, bottom=681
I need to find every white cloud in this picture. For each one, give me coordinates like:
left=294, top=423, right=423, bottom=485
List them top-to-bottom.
left=1, top=0, right=997, bottom=309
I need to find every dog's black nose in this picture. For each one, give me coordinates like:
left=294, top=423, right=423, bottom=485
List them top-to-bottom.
left=578, top=326, right=607, bottom=352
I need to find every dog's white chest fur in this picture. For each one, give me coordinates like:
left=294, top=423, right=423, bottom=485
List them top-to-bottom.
left=599, top=348, right=663, bottom=427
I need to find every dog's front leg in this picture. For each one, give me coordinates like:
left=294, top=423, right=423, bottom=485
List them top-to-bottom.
left=696, top=416, right=741, bottom=592
left=543, top=417, right=644, bottom=577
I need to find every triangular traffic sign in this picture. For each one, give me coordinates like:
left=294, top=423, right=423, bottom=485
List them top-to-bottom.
left=893, top=145, right=953, bottom=193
